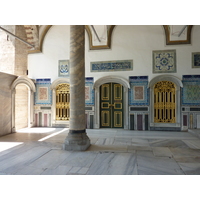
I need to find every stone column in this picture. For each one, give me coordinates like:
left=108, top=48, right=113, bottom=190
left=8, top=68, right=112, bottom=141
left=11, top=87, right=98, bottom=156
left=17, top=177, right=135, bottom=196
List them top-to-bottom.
left=63, top=25, right=90, bottom=151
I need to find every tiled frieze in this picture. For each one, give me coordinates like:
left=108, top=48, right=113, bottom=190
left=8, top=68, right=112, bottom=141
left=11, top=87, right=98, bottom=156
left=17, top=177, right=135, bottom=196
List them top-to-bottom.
left=90, top=60, right=133, bottom=72
left=182, top=75, right=200, bottom=106
left=129, top=76, right=149, bottom=106
left=85, top=77, right=94, bottom=106
left=34, top=79, right=52, bottom=105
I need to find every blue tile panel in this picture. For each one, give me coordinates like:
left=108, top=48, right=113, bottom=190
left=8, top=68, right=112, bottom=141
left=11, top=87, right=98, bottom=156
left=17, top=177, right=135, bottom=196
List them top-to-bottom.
left=153, top=50, right=176, bottom=73
left=91, top=60, right=133, bottom=72
left=182, top=75, right=200, bottom=106
left=129, top=76, right=149, bottom=106
left=85, top=77, right=94, bottom=106
left=34, top=79, right=52, bottom=105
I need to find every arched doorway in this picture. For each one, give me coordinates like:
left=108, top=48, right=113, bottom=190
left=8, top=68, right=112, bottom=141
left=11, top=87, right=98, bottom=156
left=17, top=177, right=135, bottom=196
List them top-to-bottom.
left=149, top=75, right=183, bottom=131
left=11, top=76, right=36, bottom=132
left=93, top=76, right=130, bottom=129
left=51, top=78, right=70, bottom=127
left=154, top=81, right=176, bottom=123
left=100, top=82, right=124, bottom=128
left=56, top=83, right=70, bottom=121
left=15, top=84, right=29, bottom=130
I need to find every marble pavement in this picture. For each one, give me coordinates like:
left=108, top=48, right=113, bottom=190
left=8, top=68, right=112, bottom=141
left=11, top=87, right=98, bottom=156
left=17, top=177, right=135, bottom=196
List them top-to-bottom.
left=0, top=128, right=200, bottom=175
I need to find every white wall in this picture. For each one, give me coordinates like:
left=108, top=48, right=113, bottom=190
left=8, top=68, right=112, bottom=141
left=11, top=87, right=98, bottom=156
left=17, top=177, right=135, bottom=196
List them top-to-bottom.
left=28, top=25, right=200, bottom=82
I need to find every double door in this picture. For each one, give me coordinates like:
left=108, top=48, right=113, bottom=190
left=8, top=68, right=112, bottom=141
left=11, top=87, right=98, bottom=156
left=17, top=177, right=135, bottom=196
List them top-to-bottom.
left=100, top=83, right=123, bottom=128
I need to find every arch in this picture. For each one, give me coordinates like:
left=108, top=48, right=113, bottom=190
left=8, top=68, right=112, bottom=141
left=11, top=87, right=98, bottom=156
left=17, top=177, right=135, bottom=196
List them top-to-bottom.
left=29, top=25, right=116, bottom=53
left=85, top=25, right=116, bottom=50
left=163, top=25, right=193, bottom=45
left=94, top=75, right=130, bottom=89
left=148, top=75, right=183, bottom=89
left=149, top=75, right=182, bottom=131
left=11, top=76, right=36, bottom=132
left=11, top=76, right=36, bottom=92
left=93, top=76, right=130, bottom=129
left=51, top=77, right=70, bottom=90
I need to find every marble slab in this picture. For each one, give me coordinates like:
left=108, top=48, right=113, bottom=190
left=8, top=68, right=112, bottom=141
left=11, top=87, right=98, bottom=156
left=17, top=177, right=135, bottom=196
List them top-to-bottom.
left=149, top=139, right=189, bottom=148
left=182, top=139, right=200, bottom=149
left=0, top=145, right=51, bottom=174
left=88, top=145, right=128, bottom=153
left=152, top=147, right=173, bottom=157
left=169, top=147, right=200, bottom=158
left=29, top=149, right=71, bottom=169
left=137, top=151, right=184, bottom=175
left=61, top=152, right=98, bottom=168
left=87, top=152, right=137, bottom=175
left=178, top=163, right=200, bottom=175
left=42, top=165, right=73, bottom=175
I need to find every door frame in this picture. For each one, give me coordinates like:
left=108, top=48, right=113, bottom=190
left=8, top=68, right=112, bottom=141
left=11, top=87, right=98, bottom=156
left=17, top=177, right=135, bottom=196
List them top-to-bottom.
left=93, top=76, right=130, bottom=129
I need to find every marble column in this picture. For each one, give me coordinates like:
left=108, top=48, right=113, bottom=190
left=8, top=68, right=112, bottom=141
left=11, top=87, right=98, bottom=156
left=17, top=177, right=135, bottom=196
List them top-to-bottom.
left=63, top=25, right=90, bottom=151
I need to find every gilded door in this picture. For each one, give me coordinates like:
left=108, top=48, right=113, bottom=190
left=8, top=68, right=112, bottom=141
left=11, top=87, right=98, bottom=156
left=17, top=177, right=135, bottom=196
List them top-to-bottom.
left=154, top=81, right=176, bottom=123
left=56, top=83, right=70, bottom=121
left=100, top=83, right=123, bottom=128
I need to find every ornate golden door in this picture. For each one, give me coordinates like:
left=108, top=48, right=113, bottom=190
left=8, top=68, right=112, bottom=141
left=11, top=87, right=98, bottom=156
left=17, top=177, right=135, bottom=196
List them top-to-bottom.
left=154, top=81, right=176, bottom=123
left=56, top=83, right=70, bottom=121
left=100, top=83, right=123, bottom=128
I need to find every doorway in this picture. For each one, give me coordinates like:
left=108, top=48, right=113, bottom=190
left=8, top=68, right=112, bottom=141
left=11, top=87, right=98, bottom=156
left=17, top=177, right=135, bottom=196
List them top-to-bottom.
left=100, top=82, right=124, bottom=128
left=15, top=84, right=29, bottom=130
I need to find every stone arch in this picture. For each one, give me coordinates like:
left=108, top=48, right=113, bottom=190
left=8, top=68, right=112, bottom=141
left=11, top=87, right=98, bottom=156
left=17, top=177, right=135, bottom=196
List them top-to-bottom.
left=148, top=75, right=183, bottom=131
left=11, top=76, right=36, bottom=132
left=93, top=76, right=130, bottom=129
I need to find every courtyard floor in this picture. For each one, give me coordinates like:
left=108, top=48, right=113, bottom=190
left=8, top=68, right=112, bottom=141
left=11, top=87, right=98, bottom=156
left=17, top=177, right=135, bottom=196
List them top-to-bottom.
left=0, top=128, right=200, bottom=175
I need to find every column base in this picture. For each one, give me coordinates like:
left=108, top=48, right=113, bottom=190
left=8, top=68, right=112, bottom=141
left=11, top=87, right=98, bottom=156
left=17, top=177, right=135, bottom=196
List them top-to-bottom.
left=63, top=130, right=90, bottom=151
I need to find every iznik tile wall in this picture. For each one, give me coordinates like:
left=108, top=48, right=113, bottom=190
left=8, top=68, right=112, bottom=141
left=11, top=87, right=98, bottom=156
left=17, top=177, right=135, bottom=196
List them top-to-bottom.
left=182, top=75, right=200, bottom=106
left=129, top=76, right=149, bottom=106
left=85, top=77, right=94, bottom=106
left=34, top=79, right=52, bottom=105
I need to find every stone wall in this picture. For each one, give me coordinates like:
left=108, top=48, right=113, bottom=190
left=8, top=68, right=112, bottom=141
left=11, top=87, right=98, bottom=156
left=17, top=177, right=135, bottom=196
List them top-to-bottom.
left=0, top=25, right=29, bottom=132
left=0, top=25, right=15, bottom=74
left=15, top=25, right=28, bottom=76
left=0, top=72, right=17, bottom=136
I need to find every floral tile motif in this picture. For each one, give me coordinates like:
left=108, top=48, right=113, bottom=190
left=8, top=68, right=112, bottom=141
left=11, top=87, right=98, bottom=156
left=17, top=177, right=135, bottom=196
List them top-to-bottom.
left=153, top=50, right=176, bottom=73
left=90, top=60, right=133, bottom=72
left=182, top=75, right=200, bottom=106
left=129, top=76, right=149, bottom=106
left=85, top=77, right=94, bottom=106
left=35, top=79, right=52, bottom=105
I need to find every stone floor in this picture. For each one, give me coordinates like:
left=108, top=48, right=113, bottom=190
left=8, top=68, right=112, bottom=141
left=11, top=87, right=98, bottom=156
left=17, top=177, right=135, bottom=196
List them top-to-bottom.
left=0, top=127, right=200, bottom=175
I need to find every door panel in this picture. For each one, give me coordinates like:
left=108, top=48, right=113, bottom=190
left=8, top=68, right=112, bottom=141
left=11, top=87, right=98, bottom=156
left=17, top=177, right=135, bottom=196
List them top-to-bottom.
left=100, top=83, right=123, bottom=128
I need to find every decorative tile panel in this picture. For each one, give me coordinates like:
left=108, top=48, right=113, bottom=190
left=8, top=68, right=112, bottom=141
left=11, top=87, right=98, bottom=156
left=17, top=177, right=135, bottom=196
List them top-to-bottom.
left=153, top=50, right=176, bottom=73
left=192, top=52, right=200, bottom=68
left=58, top=60, right=70, bottom=77
left=90, top=60, right=133, bottom=72
left=182, top=75, right=200, bottom=106
left=129, top=76, right=149, bottom=106
left=85, top=77, right=94, bottom=106
left=35, top=79, right=52, bottom=105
